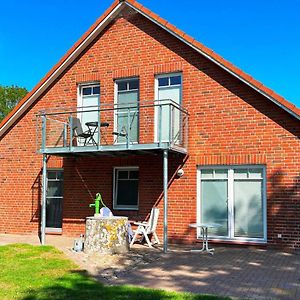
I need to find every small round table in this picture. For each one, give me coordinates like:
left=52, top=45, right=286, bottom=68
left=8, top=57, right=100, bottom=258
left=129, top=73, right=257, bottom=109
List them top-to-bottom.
left=189, top=223, right=222, bottom=255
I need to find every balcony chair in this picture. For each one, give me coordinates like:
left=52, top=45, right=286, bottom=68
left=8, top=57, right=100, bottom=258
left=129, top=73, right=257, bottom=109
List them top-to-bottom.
left=70, top=117, right=97, bottom=146
left=112, top=125, right=128, bottom=143
left=130, top=207, right=160, bottom=248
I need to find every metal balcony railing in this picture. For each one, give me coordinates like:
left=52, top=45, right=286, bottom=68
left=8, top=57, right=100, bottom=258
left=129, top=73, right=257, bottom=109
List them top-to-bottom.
left=36, top=99, right=189, bottom=155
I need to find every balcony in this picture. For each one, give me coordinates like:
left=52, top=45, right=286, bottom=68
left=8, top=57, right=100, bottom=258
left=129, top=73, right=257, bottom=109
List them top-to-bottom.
left=36, top=100, right=189, bottom=157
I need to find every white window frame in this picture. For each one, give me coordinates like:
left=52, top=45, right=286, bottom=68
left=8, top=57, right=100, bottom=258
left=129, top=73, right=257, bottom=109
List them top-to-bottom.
left=154, top=73, right=182, bottom=143
left=114, top=78, right=139, bottom=145
left=77, top=82, right=100, bottom=110
left=196, top=165, right=267, bottom=243
left=113, top=166, right=139, bottom=210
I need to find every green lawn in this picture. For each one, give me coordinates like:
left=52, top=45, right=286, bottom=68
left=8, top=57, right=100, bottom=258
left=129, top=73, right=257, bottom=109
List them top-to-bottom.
left=0, top=244, right=229, bottom=300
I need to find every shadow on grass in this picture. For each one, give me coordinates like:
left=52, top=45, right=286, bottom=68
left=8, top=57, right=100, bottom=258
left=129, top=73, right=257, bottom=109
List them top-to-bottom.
left=21, top=270, right=226, bottom=300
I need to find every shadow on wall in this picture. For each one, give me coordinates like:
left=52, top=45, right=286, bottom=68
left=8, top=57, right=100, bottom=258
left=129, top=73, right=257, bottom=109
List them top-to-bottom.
left=58, top=153, right=188, bottom=228
left=268, top=169, right=300, bottom=249
left=31, top=171, right=41, bottom=224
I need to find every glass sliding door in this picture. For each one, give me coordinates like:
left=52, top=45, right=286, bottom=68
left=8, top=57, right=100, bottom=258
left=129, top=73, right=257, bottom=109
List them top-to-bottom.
left=115, top=79, right=139, bottom=144
left=198, top=166, right=266, bottom=242
left=200, top=169, right=228, bottom=237
left=234, top=169, right=264, bottom=238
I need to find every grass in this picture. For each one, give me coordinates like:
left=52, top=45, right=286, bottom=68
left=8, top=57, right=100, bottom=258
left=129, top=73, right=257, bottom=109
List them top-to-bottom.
left=0, top=244, right=229, bottom=300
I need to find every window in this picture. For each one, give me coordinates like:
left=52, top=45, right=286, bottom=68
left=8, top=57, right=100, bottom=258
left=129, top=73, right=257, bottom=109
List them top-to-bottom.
left=155, top=73, right=182, bottom=143
left=115, top=79, right=139, bottom=143
left=78, top=83, right=100, bottom=145
left=198, top=166, right=266, bottom=242
left=113, top=167, right=139, bottom=210
left=46, top=170, right=64, bottom=230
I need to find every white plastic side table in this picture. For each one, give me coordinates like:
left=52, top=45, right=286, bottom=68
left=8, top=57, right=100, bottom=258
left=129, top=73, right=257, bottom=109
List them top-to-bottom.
left=189, top=223, right=222, bottom=255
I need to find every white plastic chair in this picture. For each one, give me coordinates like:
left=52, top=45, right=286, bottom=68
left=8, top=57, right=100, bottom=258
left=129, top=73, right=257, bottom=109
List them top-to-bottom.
left=130, top=208, right=160, bottom=248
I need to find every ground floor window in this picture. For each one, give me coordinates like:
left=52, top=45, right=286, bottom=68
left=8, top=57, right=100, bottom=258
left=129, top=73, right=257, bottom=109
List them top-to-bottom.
left=197, top=166, right=266, bottom=242
left=113, top=167, right=139, bottom=210
left=46, top=170, right=64, bottom=230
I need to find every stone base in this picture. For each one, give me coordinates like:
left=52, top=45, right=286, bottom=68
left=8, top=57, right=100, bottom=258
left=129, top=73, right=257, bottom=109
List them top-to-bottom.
left=84, top=216, right=129, bottom=254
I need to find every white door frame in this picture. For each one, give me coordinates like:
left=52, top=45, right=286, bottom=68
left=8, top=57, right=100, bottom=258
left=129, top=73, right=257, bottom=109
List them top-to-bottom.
left=154, top=73, right=182, bottom=143
left=196, top=165, right=267, bottom=243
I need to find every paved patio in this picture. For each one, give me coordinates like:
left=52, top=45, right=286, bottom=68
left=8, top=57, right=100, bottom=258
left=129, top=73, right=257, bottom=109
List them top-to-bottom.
left=0, top=233, right=299, bottom=299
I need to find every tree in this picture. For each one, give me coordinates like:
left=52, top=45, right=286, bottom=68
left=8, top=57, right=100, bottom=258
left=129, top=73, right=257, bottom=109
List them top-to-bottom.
left=0, top=85, right=28, bottom=122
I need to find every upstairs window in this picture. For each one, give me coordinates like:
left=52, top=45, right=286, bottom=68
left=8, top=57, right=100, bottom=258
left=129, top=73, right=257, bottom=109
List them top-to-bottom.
left=115, top=79, right=139, bottom=143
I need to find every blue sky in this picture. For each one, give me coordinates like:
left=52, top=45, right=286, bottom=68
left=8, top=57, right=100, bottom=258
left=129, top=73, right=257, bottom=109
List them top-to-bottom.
left=0, top=0, right=299, bottom=107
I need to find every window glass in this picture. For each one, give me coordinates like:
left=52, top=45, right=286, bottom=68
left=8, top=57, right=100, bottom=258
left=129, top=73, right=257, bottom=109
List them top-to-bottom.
left=170, top=75, right=181, bottom=85
left=158, top=77, right=169, bottom=87
left=129, top=80, right=139, bottom=90
left=118, top=81, right=127, bottom=91
left=93, top=86, right=100, bottom=95
left=82, top=87, right=92, bottom=96
left=118, top=91, right=138, bottom=107
left=114, top=168, right=139, bottom=209
left=249, top=168, right=263, bottom=179
left=201, top=169, right=214, bottom=179
left=215, top=169, right=228, bottom=179
left=234, top=169, right=248, bottom=179
left=118, top=170, right=128, bottom=179
left=129, top=170, right=139, bottom=179
left=47, top=171, right=57, bottom=180
left=47, top=171, right=63, bottom=198
left=56, top=171, right=64, bottom=180
left=201, top=180, right=228, bottom=236
left=234, top=180, right=263, bottom=238
left=47, top=181, right=63, bottom=197
left=117, top=181, right=138, bottom=206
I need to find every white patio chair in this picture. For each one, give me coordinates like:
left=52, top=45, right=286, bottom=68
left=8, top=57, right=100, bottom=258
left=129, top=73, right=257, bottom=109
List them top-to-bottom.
left=130, top=208, right=160, bottom=248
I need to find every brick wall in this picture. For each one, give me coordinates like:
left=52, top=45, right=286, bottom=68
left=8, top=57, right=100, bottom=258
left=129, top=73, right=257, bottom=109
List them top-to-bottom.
left=0, top=7, right=299, bottom=249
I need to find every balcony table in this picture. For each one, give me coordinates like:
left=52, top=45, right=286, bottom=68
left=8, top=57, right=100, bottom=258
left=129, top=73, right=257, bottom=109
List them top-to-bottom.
left=85, top=121, right=109, bottom=145
left=189, top=223, right=222, bottom=255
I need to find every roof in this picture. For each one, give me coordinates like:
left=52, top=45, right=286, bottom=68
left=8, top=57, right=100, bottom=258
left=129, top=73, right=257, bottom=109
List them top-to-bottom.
left=1, top=0, right=299, bottom=137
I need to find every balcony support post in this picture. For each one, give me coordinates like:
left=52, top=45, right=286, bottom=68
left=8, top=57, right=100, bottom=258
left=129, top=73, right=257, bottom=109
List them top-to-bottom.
left=169, top=103, right=172, bottom=145
left=159, top=104, right=163, bottom=147
left=97, top=105, right=101, bottom=150
left=127, top=108, right=130, bottom=149
left=41, top=115, right=46, bottom=151
left=69, top=115, right=73, bottom=151
left=63, top=123, right=67, bottom=147
left=163, top=149, right=168, bottom=253
left=41, top=154, right=47, bottom=245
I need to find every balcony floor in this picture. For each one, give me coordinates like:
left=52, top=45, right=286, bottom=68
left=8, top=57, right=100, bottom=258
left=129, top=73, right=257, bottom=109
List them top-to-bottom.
left=40, top=142, right=187, bottom=157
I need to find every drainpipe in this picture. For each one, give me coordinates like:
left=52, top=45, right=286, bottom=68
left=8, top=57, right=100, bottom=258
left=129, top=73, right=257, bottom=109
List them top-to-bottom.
left=163, top=150, right=168, bottom=253
left=41, top=154, right=47, bottom=245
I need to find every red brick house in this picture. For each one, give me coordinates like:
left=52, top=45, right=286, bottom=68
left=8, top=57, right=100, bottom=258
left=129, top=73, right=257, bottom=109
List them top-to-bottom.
left=0, top=0, right=299, bottom=250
